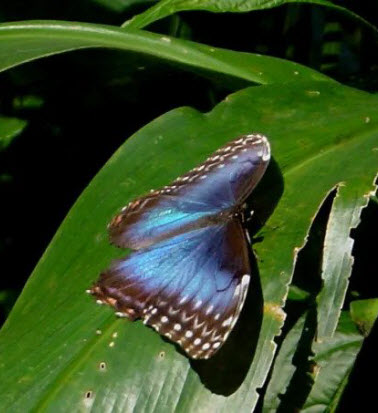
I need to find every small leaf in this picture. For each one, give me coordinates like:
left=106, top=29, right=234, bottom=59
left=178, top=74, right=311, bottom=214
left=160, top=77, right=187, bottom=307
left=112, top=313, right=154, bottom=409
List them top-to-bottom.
left=12, top=95, right=44, bottom=110
left=0, top=115, right=27, bottom=150
left=287, top=285, right=311, bottom=302
left=350, top=298, right=378, bottom=336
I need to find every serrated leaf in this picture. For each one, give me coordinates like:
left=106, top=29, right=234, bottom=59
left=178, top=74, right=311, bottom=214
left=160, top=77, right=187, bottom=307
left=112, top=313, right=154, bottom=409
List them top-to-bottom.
left=123, top=0, right=377, bottom=33
left=0, top=21, right=330, bottom=85
left=0, top=80, right=377, bottom=411
left=315, top=182, right=377, bottom=340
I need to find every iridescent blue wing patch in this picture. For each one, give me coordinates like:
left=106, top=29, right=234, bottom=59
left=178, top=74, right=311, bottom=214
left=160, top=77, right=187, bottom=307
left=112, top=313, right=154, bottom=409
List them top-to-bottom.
left=90, top=133, right=271, bottom=359
left=109, top=134, right=270, bottom=249
left=91, top=220, right=250, bottom=359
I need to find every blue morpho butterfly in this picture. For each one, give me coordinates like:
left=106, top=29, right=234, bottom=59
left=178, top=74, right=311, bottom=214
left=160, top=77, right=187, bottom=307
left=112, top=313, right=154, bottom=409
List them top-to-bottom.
left=89, top=133, right=270, bottom=359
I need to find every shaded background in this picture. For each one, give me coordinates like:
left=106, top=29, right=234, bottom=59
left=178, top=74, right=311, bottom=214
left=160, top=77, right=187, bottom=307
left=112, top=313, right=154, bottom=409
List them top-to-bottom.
left=0, top=1, right=377, bottom=411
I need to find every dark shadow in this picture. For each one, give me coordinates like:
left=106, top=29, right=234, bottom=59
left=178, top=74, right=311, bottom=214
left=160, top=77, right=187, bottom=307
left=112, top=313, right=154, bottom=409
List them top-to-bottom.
left=185, top=158, right=284, bottom=395
left=246, top=158, right=285, bottom=235
left=290, top=187, right=337, bottom=297
left=266, top=188, right=338, bottom=412
left=337, top=195, right=378, bottom=412
left=347, top=195, right=378, bottom=304
left=189, top=253, right=263, bottom=395
left=276, top=307, right=318, bottom=413
left=337, top=317, right=378, bottom=413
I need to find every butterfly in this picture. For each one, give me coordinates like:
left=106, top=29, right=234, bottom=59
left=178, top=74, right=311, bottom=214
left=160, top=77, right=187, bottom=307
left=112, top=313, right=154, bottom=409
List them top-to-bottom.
left=89, top=133, right=270, bottom=359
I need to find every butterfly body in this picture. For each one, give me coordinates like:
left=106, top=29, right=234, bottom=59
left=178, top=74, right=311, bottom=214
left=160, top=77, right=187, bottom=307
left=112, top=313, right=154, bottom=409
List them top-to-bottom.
left=90, top=133, right=270, bottom=359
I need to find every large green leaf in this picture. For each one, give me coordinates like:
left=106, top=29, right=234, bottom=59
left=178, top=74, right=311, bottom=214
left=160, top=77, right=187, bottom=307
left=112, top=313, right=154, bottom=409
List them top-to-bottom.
left=123, top=0, right=377, bottom=32
left=0, top=21, right=329, bottom=84
left=0, top=79, right=377, bottom=411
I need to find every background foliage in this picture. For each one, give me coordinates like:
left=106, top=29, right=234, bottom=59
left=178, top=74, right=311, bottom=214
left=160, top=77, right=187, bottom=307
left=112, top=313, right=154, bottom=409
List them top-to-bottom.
left=0, top=1, right=377, bottom=412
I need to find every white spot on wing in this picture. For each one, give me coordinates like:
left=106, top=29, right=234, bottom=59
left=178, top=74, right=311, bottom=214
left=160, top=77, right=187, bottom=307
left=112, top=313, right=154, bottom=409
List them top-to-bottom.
left=179, top=295, right=189, bottom=304
left=206, top=305, right=214, bottom=315
left=115, top=312, right=126, bottom=318
left=222, top=316, right=233, bottom=327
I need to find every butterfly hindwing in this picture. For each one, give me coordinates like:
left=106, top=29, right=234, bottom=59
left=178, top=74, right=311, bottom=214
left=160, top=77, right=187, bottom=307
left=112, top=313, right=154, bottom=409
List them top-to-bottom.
left=109, top=134, right=270, bottom=249
left=91, top=220, right=251, bottom=359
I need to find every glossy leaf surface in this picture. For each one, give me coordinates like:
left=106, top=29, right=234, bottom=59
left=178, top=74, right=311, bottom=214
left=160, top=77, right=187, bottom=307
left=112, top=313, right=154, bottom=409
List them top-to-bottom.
left=0, top=21, right=329, bottom=85
left=0, top=79, right=377, bottom=411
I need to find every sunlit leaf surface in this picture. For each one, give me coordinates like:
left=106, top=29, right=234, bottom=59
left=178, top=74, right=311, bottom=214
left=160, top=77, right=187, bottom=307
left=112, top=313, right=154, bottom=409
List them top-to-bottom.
left=0, top=21, right=329, bottom=85
left=0, top=79, right=377, bottom=411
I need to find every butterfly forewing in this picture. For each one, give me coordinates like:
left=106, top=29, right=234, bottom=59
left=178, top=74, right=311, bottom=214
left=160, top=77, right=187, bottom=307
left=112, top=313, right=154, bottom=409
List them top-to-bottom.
left=109, top=134, right=270, bottom=250
left=91, top=220, right=250, bottom=359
